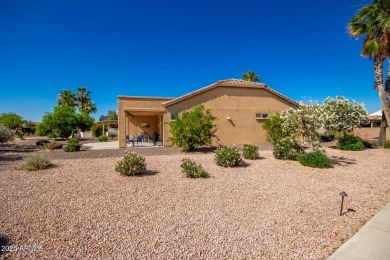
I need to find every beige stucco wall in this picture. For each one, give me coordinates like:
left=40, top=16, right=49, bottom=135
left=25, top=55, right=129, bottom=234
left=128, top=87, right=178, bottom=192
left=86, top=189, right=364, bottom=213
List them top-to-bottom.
left=163, top=86, right=295, bottom=146
left=118, top=96, right=172, bottom=148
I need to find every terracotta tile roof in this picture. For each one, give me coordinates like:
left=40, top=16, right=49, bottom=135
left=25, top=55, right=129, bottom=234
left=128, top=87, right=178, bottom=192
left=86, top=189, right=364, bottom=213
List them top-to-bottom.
left=162, top=79, right=297, bottom=107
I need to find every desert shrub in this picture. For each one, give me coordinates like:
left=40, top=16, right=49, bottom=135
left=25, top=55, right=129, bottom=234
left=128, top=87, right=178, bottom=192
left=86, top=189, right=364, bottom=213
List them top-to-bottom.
left=167, top=105, right=217, bottom=151
left=262, top=113, right=287, bottom=143
left=91, top=122, right=103, bottom=137
left=0, top=124, right=13, bottom=143
left=16, top=131, right=24, bottom=139
left=320, top=131, right=335, bottom=142
left=334, top=131, right=353, bottom=140
left=47, top=132, right=58, bottom=138
left=98, top=135, right=108, bottom=142
left=336, top=136, right=365, bottom=151
left=63, top=138, right=81, bottom=152
left=273, top=138, right=304, bottom=160
left=384, top=140, right=390, bottom=149
left=47, top=141, right=62, bottom=150
left=243, top=143, right=259, bottom=160
left=215, top=145, right=244, bottom=167
left=297, top=150, right=333, bottom=168
left=115, top=152, right=146, bottom=176
left=21, top=153, right=51, bottom=171
left=180, top=158, right=208, bottom=178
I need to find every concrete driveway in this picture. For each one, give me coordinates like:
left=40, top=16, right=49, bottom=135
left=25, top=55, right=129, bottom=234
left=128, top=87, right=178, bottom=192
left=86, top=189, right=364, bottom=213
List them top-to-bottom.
left=83, top=141, right=119, bottom=150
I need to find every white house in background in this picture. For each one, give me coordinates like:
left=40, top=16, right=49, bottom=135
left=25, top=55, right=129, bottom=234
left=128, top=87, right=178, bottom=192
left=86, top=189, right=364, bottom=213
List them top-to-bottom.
left=368, top=110, right=382, bottom=128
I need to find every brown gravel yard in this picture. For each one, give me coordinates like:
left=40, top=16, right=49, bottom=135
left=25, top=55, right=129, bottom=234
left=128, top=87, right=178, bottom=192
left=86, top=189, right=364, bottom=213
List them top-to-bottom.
left=1, top=147, right=390, bottom=259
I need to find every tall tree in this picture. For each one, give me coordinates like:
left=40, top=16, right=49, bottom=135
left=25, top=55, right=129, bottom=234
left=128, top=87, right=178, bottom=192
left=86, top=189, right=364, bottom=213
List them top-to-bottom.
left=349, top=0, right=390, bottom=146
left=241, top=70, right=260, bottom=82
left=76, top=87, right=97, bottom=114
left=57, top=89, right=76, bottom=107
left=0, top=113, right=25, bottom=130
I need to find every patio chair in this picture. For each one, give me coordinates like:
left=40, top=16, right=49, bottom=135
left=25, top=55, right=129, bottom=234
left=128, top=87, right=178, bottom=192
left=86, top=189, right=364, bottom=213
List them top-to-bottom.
left=150, top=133, right=160, bottom=145
left=125, top=135, right=134, bottom=148
left=136, top=135, right=143, bottom=147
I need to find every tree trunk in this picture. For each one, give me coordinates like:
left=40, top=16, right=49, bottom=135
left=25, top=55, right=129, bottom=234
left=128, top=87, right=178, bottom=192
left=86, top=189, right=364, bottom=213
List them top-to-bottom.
left=374, top=57, right=390, bottom=130
left=378, top=111, right=387, bottom=147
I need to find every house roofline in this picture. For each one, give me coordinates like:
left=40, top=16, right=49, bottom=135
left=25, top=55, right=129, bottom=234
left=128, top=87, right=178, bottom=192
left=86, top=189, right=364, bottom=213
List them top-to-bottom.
left=162, top=79, right=297, bottom=107
left=118, top=95, right=174, bottom=100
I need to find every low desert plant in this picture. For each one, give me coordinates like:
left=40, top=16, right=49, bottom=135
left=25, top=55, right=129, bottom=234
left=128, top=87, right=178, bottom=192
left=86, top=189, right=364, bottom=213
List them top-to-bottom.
left=0, top=124, right=13, bottom=143
left=98, top=135, right=108, bottom=142
left=336, top=136, right=365, bottom=151
left=63, top=138, right=81, bottom=152
left=273, top=138, right=304, bottom=160
left=384, top=140, right=390, bottom=149
left=47, top=141, right=62, bottom=150
left=242, top=143, right=259, bottom=160
left=215, top=145, right=244, bottom=167
left=297, top=150, right=333, bottom=168
left=115, top=151, right=147, bottom=176
left=21, top=153, right=51, bottom=171
left=180, top=158, right=208, bottom=178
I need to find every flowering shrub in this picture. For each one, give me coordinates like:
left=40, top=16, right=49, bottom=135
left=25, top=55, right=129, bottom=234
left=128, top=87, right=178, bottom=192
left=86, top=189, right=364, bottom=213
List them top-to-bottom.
left=322, top=96, right=369, bottom=134
left=262, top=113, right=287, bottom=143
left=0, top=124, right=13, bottom=143
left=336, top=136, right=365, bottom=151
left=273, top=138, right=304, bottom=160
left=243, top=143, right=259, bottom=159
left=215, top=145, right=244, bottom=167
left=297, top=150, right=333, bottom=168
left=115, top=152, right=146, bottom=176
left=22, top=153, right=51, bottom=171
left=180, top=158, right=208, bottom=178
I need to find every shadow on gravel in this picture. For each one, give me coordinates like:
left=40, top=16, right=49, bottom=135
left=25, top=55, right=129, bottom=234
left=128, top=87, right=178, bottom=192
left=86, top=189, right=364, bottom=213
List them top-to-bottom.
left=0, top=144, right=38, bottom=153
left=0, top=154, right=24, bottom=165
left=331, top=156, right=357, bottom=166
left=138, top=170, right=159, bottom=177
left=0, top=235, right=9, bottom=255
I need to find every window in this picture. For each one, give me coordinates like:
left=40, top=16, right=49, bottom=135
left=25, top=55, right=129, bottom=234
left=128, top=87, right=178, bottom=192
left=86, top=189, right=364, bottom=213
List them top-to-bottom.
left=171, top=112, right=179, bottom=120
left=255, top=113, right=269, bottom=119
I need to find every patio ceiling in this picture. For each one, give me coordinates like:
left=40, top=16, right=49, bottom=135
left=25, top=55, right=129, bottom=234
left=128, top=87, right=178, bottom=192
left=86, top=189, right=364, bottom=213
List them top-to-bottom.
left=124, top=108, right=165, bottom=117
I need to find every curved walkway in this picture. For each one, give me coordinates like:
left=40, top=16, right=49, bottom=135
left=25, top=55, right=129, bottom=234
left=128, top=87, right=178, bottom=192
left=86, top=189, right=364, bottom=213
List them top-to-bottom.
left=328, top=203, right=390, bottom=259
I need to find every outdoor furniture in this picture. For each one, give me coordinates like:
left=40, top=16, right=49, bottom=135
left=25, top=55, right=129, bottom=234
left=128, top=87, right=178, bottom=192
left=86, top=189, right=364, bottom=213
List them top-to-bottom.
left=150, top=133, right=159, bottom=145
left=125, top=135, right=134, bottom=148
left=136, top=135, right=143, bottom=147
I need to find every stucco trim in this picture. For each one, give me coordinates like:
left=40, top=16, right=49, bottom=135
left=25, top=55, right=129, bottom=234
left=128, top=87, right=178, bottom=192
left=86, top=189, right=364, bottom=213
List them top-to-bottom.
left=162, top=79, right=297, bottom=107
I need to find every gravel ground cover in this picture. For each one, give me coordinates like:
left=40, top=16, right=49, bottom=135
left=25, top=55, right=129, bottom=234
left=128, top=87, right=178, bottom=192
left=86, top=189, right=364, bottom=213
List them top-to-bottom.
left=1, top=148, right=389, bottom=259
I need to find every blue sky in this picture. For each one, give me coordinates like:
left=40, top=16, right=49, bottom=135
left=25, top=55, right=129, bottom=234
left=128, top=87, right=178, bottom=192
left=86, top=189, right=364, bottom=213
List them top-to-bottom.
left=0, top=0, right=380, bottom=122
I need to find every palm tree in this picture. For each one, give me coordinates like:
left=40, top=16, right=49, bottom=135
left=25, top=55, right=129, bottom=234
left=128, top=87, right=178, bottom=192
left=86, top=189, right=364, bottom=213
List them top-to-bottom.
left=349, top=0, right=390, bottom=138
left=241, top=70, right=260, bottom=82
left=76, top=87, right=97, bottom=114
left=57, top=89, right=76, bottom=107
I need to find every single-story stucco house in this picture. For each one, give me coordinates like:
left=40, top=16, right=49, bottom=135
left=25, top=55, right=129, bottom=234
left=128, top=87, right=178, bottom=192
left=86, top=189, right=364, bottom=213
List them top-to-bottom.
left=117, top=79, right=297, bottom=148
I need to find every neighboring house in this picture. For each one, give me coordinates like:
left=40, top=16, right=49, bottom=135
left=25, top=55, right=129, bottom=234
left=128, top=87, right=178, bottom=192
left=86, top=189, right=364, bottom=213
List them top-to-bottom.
left=117, top=79, right=297, bottom=148
left=355, top=109, right=390, bottom=140
left=368, top=110, right=382, bottom=127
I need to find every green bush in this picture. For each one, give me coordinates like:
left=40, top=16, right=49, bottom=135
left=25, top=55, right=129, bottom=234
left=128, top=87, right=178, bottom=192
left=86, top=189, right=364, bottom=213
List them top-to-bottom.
left=167, top=105, right=217, bottom=151
left=262, top=113, right=287, bottom=143
left=91, top=122, right=103, bottom=137
left=0, top=124, right=13, bottom=143
left=16, top=131, right=24, bottom=139
left=320, top=131, right=335, bottom=142
left=47, top=132, right=58, bottom=138
left=98, top=135, right=108, bottom=142
left=336, top=136, right=365, bottom=151
left=63, top=138, right=81, bottom=152
left=273, top=138, right=304, bottom=160
left=384, top=140, right=390, bottom=149
left=47, top=141, right=62, bottom=150
left=243, top=143, right=259, bottom=160
left=215, top=145, right=244, bottom=167
left=297, top=150, right=333, bottom=168
left=115, top=152, right=147, bottom=176
left=22, top=153, right=51, bottom=171
left=180, top=158, right=208, bottom=178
